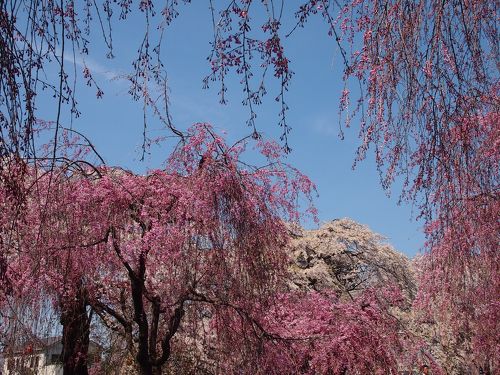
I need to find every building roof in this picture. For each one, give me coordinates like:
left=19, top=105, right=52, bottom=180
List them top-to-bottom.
left=2, top=336, right=62, bottom=356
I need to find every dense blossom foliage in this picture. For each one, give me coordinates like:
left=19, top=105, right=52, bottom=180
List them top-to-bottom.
left=1, top=1, right=498, bottom=373
left=330, top=3, right=498, bottom=372
left=406, top=109, right=499, bottom=373
left=0, top=124, right=327, bottom=374
left=0, top=125, right=424, bottom=374
left=414, top=202, right=499, bottom=372
left=288, top=219, right=415, bottom=298
left=254, top=288, right=406, bottom=374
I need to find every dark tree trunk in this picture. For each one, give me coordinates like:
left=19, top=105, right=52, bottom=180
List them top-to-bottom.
left=111, top=225, right=185, bottom=375
left=60, top=285, right=90, bottom=375
left=137, top=361, right=153, bottom=375
left=137, top=363, right=162, bottom=375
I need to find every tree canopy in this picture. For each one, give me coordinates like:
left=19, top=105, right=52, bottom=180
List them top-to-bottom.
left=0, top=1, right=498, bottom=374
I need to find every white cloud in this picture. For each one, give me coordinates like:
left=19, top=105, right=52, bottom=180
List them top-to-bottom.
left=62, top=52, right=121, bottom=81
left=311, top=113, right=338, bottom=137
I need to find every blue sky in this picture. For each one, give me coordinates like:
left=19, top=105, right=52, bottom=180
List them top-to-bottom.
left=37, top=2, right=425, bottom=256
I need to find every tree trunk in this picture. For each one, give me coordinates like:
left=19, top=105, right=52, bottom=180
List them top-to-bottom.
left=60, top=285, right=90, bottom=375
left=137, top=361, right=153, bottom=375
left=137, top=362, right=163, bottom=375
